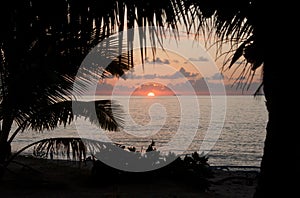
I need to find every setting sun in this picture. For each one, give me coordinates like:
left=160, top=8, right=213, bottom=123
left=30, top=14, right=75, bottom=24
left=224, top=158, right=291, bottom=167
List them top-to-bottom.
left=147, top=92, right=155, bottom=97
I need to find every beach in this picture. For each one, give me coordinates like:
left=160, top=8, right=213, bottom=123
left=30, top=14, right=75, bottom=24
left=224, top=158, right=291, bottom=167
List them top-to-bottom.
left=1, top=155, right=259, bottom=198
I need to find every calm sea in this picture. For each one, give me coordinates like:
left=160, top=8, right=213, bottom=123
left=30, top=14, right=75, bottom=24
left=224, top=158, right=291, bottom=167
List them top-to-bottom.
left=11, top=95, right=268, bottom=167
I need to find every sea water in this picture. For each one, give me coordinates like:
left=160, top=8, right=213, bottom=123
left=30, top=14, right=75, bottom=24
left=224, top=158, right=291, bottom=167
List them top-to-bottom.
left=10, top=95, right=267, bottom=167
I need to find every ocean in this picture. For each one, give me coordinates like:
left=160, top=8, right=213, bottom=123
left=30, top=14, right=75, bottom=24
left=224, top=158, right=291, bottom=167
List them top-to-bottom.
left=11, top=95, right=268, bottom=167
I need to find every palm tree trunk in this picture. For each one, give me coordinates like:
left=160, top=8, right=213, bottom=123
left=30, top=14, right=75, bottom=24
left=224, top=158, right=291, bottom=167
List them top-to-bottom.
left=253, top=46, right=299, bottom=197
left=0, top=115, right=13, bottom=178
left=0, top=116, right=13, bottom=162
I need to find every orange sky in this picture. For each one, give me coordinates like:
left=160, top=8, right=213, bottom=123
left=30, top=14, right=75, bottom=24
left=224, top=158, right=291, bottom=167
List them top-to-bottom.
left=95, top=45, right=262, bottom=96
left=131, top=82, right=175, bottom=96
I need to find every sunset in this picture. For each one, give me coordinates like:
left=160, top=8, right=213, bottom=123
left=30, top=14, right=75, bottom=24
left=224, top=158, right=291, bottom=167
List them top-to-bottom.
left=1, top=1, right=290, bottom=198
left=95, top=47, right=262, bottom=97
left=129, top=82, right=176, bottom=96
left=147, top=92, right=155, bottom=97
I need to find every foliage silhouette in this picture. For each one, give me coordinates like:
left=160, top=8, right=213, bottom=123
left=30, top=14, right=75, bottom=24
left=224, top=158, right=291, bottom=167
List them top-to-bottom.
left=0, top=0, right=180, bottom=168
left=0, top=0, right=132, bottom=175
left=0, top=1, right=294, bottom=197
left=15, top=137, right=211, bottom=192
left=89, top=141, right=212, bottom=192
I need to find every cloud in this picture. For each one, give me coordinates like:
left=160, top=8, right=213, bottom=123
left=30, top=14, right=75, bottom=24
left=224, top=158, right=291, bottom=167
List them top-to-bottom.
left=188, top=56, right=209, bottom=62
left=146, top=57, right=170, bottom=64
left=127, top=67, right=198, bottom=80
left=161, top=67, right=197, bottom=79
left=179, top=67, right=198, bottom=78
left=209, top=73, right=225, bottom=80
left=96, top=77, right=262, bottom=96
left=167, top=78, right=209, bottom=94
left=95, top=82, right=114, bottom=95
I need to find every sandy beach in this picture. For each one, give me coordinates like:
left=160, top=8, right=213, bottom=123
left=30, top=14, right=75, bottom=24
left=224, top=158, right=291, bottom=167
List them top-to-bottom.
left=0, top=155, right=259, bottom=198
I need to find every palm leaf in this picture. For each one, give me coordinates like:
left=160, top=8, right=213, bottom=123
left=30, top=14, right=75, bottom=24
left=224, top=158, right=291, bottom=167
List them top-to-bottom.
left=185, top=1, right=263, bottom=89
left=6, top=99, right=123, bottom=146
left=12, top=100, right=124, bottom=133
left=6, top=137, right=125, bottom=164
left=30, top=137, right=142, bottom=161
left=32, top=137, right=102, bottom=161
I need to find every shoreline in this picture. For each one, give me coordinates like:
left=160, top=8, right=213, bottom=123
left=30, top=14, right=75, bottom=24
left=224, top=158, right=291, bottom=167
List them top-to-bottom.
left=1, top=155, right=259, bottom=197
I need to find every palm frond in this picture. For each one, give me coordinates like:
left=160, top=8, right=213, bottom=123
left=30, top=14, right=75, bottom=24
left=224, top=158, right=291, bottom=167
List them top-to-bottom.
left=1, top=0, right=187, bottom=106
left=186, top=1, right=263, bottom=90
left=74, top=35, right=134, bottom=84
left=101, top=53, right=134, bottom=79
left=16, top=100, right=124, bottom=132
left=72, top=100, right=124, bottom=132
left=6, top=137, right=123, bottom=164
left=30, top=137, right=139, bottom=161
left=32, top=137, right=105, bottom=161
left=33, top=138, right=85, bottom=161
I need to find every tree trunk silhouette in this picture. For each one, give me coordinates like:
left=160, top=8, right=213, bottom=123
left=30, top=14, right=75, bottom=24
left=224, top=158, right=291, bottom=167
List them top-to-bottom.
left=253, top=20, right=299, bottom=197
left=0, top=100, right=13, bottom=160
left=0, top=113, right=13, bottom=177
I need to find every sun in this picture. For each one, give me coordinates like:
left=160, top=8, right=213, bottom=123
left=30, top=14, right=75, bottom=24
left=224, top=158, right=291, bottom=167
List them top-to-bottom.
left=147, top=92, right=155, bottom=97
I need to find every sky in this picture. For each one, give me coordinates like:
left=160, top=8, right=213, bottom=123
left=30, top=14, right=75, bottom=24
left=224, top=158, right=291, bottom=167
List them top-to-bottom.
left=89, top=31, right=263, bottom=96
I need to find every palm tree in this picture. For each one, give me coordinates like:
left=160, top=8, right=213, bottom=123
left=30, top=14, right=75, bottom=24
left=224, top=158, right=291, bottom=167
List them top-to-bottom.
left=0, top=0, right=295, bottom=197
left=0, top=0, right=131, bottom=174
left=0, top=0, right=179, bottom=169
left=99, top=1, right=293, bottom=197
left=182, top=2, right=295, bottom=197
left=0, top=37, right=126, bottom=167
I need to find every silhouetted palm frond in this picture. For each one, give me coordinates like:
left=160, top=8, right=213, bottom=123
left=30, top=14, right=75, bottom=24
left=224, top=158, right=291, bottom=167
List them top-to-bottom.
left=184, top=1, right=263, bottom=90
left=103, top=54, right=134, bottom=79
left=17, top=100, right=124, bottom=132
left=6, top=137, right=118, bottom=163
left=32, top=137, right=113, bottom=161
left=33, top=137, right=88, bottom=161
left=30, top=138, right=160, bottom=161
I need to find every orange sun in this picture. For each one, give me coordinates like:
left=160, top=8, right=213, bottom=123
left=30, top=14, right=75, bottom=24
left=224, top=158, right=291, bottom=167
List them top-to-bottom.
left=147, top=92, right=155, bottom=97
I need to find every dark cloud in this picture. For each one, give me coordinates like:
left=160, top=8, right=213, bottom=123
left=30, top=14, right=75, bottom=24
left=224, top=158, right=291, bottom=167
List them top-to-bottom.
left=188, top=56, right=209, bottom=62
left=146, top=57, right=170, bottom=64
left=126, top=67, right=197, bottom=80
left=160, top=67, right=197, bottom=79
left=179, top=67, right=198, bottom=78
left=126, top=73, right=157, bottom=79
left=209, top=73, right=225, bottom=80
left=143, top=74, right=158, bottom=79
left=96, top=77, right=262, bottom=96
left=167, top=78, right=209, bottom=94
left=168, top=78, right=262, bottom=95
left=168, top=78, right=225, bottom=95
left=224, top=81, right=263, bottom=95
left=96, top=82, right=114, bottom=95
left=113, top=85, right=135, bottom=94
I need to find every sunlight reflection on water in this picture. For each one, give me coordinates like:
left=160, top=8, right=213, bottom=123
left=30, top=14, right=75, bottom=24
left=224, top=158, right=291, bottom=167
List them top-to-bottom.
left=11, top=95, right=267, bottom=167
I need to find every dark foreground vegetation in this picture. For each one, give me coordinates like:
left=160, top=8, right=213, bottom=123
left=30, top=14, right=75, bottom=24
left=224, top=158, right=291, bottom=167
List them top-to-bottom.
left=30, top=138, right=213, bottom=192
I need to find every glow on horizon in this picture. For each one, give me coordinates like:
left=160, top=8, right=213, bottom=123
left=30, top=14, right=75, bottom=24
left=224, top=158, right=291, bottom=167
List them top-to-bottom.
left=147, top=92, right=155, bottom=97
